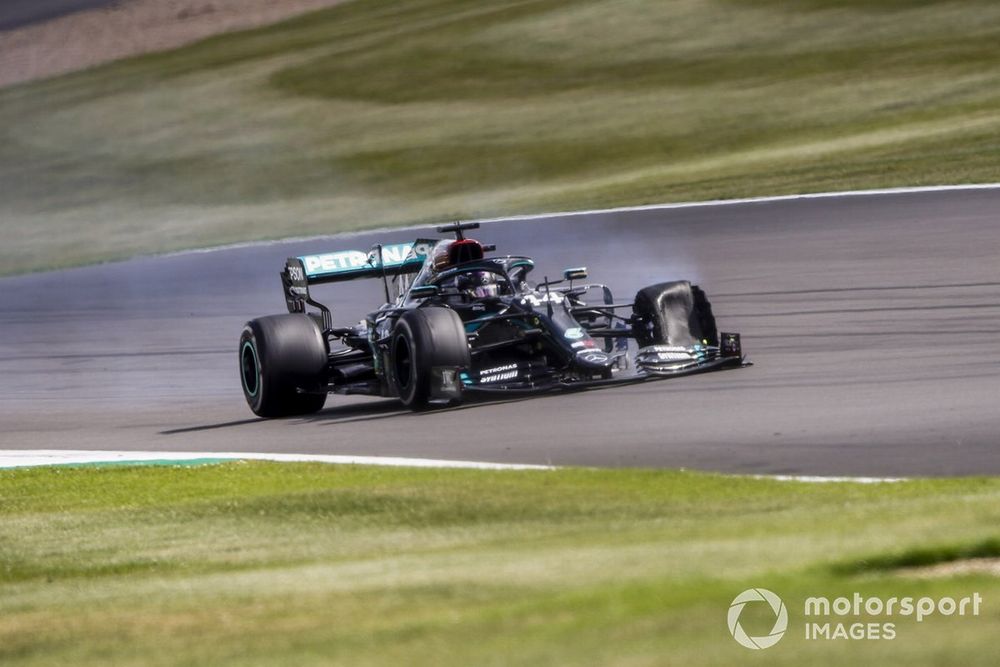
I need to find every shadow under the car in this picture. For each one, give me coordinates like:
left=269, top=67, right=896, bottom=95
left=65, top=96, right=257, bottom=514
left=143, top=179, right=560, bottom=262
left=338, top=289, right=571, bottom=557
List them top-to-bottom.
left=160, top=382, right=625, bottom=435
left=301, top=393, right=546, bottom=426
left=157, top=399, right=407, bottom=434
left=159, top=417, right=264, bottom=435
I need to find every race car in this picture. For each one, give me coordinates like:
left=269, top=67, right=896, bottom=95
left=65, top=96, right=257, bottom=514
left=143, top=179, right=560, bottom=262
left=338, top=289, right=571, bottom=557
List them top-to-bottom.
left=238, top=222, right=747, bottom=417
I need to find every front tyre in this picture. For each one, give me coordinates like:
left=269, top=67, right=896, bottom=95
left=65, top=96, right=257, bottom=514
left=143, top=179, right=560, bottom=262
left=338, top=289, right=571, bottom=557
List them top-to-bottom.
left=632, top=281, right=718, bottom=348
left=390, top=307, right=470, bottom=410
left=239, top=314, right=328, bottom=418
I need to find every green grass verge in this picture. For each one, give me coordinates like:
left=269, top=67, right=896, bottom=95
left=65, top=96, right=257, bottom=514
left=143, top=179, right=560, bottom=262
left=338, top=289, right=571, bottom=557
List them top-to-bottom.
left=2, top=0, right=1000, bottom=274
left=1, top=462, right=999, bottom=665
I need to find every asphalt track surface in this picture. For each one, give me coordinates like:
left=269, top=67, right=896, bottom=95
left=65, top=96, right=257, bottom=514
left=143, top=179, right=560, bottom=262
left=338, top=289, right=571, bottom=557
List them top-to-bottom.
left=0, top=0, right=121, bottom=31
left=2, top=188, right=999, bottom=475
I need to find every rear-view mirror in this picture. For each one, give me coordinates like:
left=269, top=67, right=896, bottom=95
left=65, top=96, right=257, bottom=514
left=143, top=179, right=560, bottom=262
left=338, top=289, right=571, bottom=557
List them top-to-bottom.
left=409, top=285, right=439, bottom=299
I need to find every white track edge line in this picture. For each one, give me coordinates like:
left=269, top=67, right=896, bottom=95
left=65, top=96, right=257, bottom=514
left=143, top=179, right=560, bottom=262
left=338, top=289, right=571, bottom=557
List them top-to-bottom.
left=159, top=183, right=1000, bottom=258
left=0, top=450, right=553, bottom=470
left=0, top=451, right=908, bottom=481
left=753, top=474, right=906, bottom=484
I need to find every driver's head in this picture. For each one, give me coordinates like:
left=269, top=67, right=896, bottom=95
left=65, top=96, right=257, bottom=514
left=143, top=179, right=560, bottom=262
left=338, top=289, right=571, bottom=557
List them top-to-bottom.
left=465, top=271, right=499, bottom=298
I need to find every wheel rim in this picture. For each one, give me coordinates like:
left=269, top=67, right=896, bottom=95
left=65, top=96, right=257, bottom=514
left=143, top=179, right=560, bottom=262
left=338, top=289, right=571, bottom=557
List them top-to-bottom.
left=393, top=334, right=412, bottom=392
left=241, top=340, right=260, bottom=398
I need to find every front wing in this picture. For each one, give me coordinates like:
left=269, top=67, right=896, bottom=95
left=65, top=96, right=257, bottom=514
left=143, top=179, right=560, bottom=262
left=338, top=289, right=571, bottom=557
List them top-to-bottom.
left=460, top=332, right=749, bottom=395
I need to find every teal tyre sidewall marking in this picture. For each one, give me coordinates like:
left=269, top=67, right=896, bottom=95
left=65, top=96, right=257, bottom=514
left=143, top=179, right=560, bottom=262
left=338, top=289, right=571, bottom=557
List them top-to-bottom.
left=241, top=340, right=260, bottom=398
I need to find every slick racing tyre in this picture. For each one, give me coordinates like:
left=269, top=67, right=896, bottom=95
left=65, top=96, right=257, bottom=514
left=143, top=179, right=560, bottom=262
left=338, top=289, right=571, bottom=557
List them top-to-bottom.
left=632, top=281, right=719, bottom=348
left=390, top=307, right=470, bottom=410
left=239, top=314, right=328, bottom=418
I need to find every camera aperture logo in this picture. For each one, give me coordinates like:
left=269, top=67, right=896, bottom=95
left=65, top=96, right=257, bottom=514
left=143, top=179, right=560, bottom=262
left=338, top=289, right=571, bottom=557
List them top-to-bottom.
left=728, top=588, right=788, bottom=649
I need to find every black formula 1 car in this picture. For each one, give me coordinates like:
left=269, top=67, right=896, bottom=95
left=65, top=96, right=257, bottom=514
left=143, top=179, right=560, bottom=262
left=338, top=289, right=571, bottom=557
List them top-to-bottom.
left=239, top=222, right=747, bottom=417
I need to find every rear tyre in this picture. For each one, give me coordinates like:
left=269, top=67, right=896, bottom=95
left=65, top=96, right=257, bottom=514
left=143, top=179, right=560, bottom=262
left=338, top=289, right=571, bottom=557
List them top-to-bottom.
left=632, top=281, right=719, bottom=347
left=390, top=307, right=470, bottom=410
left=239, top=314, right=328, bottom=418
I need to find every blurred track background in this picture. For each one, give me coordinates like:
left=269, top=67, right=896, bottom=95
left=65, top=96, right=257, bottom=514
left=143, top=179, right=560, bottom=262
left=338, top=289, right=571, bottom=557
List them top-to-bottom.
left=2, top=0, right=1000, bottom=274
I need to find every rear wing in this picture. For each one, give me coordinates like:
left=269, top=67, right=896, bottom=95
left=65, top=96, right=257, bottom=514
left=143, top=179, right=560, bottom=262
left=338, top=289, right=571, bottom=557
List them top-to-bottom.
left=281, top=240, right=437, bottom=322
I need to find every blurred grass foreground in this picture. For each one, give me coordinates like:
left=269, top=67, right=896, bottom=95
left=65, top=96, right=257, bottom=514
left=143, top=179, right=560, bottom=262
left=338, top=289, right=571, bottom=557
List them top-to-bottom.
left=2, top=462, right=1000, bottom=665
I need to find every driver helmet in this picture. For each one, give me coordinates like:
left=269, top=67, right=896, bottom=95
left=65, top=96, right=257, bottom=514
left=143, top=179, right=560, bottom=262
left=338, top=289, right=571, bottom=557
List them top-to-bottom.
left=432, top=239, right=485, bottom=274
left=465, top=271, right=499, bottom=298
